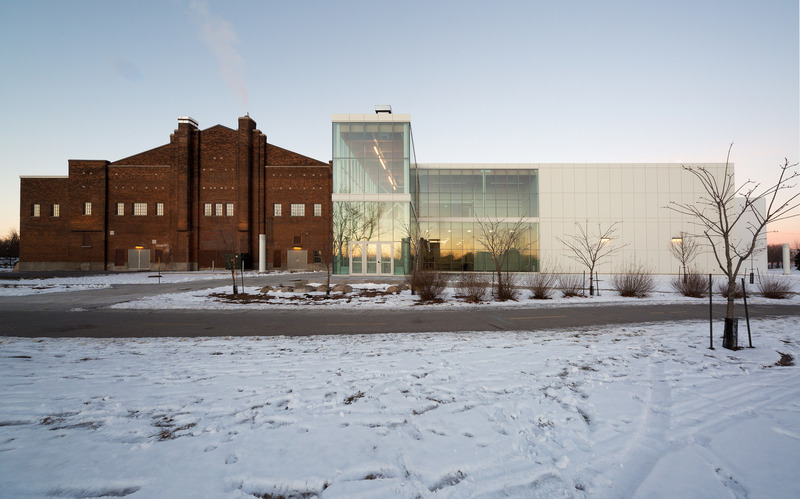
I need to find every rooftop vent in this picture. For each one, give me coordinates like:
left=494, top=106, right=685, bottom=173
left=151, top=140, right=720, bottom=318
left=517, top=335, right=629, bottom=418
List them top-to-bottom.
left=375, top=105, right=392, bottom=114
left=177, top=116, right=199, bottom=127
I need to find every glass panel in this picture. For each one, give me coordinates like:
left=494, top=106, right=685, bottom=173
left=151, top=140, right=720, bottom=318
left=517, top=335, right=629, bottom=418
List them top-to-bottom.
left=351, top=243, right=363, bottom=274
left=366, top=243, right=377, bottom=274
left=381, top=243, right=392, bottom=274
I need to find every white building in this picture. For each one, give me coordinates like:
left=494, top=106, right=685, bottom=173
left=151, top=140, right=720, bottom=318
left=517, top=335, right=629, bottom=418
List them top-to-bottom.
left=332, top=109, right=766, bottom=276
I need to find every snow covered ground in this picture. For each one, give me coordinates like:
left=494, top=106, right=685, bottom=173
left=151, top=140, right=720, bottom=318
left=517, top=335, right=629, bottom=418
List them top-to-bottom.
left=2, top=269, right=797, bottom=310
left=1, top=270, right=798, bottom=497
left=0, top=271, right=248, bottom=296
left=117, top=271, right=799, bottom=310
left=1, top=318, right=798, bottom=498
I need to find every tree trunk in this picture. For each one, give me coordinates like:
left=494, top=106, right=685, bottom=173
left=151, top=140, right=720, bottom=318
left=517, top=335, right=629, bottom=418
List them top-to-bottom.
left=725, top=278, right=736, bottom=319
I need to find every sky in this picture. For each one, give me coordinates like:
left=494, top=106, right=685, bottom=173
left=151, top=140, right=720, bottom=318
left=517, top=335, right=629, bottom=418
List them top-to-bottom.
left=1, top=0, right=798, bottom=243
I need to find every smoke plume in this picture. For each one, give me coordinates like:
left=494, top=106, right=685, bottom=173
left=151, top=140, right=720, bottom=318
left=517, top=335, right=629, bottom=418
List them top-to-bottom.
left=190, top=1, right=249, bottom=110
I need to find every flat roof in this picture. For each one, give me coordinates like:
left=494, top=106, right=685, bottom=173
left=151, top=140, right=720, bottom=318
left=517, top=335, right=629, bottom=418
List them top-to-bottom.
left=332, top=113, right=411, bottom=123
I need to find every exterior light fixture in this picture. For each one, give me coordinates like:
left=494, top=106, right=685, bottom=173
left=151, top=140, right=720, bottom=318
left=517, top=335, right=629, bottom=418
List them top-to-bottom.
left=671, top=237, right=683, bottom=243
left=600, top=238, right=611, bottom=244
left=135, top=245, right=144, bottom=249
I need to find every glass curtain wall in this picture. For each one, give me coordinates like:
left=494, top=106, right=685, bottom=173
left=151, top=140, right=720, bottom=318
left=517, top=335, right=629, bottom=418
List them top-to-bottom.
left=332, top=121, right=414, bottom=275
left=418, top=168, right=539, bottom=272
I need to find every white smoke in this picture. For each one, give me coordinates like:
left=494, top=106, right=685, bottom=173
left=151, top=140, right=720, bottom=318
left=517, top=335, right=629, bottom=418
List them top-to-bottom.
left=190, top=1, right=249, bottom=110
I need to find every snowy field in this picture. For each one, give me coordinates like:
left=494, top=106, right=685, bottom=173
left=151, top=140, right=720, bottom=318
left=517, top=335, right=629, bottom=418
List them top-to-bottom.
left=1, top=318, right=799, bottom=498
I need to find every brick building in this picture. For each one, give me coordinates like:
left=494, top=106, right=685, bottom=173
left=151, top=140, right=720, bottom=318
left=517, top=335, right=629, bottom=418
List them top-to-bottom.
left=19, top=115, right=331, bottom=271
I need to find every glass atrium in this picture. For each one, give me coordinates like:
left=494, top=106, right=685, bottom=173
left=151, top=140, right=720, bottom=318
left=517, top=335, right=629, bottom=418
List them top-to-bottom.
left=332, top=113, right=539, bottom=275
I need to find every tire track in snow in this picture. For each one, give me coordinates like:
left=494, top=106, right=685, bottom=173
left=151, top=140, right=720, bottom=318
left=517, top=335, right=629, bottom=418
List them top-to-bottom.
left=591, top=357, right=673, bottom=497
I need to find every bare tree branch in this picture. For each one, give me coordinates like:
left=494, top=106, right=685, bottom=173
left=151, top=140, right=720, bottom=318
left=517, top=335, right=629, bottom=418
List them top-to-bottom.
left=667, top=146, right=800, bottom=322
left=474, top=218, right=528, bottom=300
left=555, top=221, right=625, bottom=296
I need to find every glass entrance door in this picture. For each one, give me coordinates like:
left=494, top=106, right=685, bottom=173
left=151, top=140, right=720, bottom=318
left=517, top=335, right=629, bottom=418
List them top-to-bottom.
left=350, top=242, right=393, bottom=275
left=366, top=243, right=378, bottom=274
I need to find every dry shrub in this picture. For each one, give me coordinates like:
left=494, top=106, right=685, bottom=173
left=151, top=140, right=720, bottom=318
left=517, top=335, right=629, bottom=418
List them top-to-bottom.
left=612, top=262, right=656, bottom=298
left=411, top=269, right=449, bottom=302
left=495, top=272, right=521, bottom=301
left=526, top=272, right=559, bottom=299
left=671, top=272, right=708, bottom=298
left=457, top=273, right=489, bottom=303
left=559, top=273, right=584, bottom=297
left=757, top=274, right=793, bottom=299
left=716, top=280, right=744, bottom=299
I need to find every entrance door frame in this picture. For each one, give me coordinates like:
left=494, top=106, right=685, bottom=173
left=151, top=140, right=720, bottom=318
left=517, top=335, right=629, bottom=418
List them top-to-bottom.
left=349, top=241, right=394, bottom=276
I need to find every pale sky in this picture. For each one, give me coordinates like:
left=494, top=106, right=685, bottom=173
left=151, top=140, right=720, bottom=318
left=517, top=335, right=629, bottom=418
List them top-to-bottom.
left=1, top=0, right=798, bottom=243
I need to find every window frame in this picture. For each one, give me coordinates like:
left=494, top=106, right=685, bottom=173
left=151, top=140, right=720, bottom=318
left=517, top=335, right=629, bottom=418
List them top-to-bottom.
left=83, top=202, right=92, bottom=216
left=116, top=202, right=125, bottom=216
left=156, top=202, right=164, bottom=216
left=133, top=203, right=148, bottom=216
left=204, top=203, right=212, bottom=217
left=226, top=203, right=234, bottom=217
left=273, top=203, right=282, bottom=217
left=314, top=203, right=322, bottom=217
left=32, top=204, right=40, bottom=217
left=51, top=204, right=60, bottom=217
left=290, top=204, right=305, bottom=217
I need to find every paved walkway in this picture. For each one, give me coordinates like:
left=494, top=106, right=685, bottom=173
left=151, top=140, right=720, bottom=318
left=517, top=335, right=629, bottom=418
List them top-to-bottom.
left=1, top=271, right=798, bottom=338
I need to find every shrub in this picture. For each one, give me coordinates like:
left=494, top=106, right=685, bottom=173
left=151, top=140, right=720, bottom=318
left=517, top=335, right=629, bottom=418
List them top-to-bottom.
left=612, top=262, right=655, bottom=298
left=410, top=269, right=449, bottom=302
left=526, top=271, right=559, bottom=299
left=495, top=272, right=520, bottom=301
left=671, top=272, right=708, bottom=298
left=457, top=273, right=489, bottom=303
left=559, top=273, right=585, bottom=297
left=757, top=274, right=794, bottom=299
left=716, top=280, right=744, bottom=299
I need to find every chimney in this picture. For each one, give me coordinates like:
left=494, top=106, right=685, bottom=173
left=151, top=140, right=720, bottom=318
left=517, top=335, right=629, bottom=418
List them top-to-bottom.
left=177, top=116, right=199, bottom=129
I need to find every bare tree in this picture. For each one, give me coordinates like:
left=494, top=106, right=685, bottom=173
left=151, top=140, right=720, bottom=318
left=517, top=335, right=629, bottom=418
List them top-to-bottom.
left=668, top=146, right=800, bottom=334
left=332, top=202, right=384, bottom=273
left=212, top=218, right=239, bottom=295
left=474, top=218, right=528, bottom=300
left=399, top=219, right=424, bottom=295
left=556, top=221, right=623, bottom=296
left=0, top=228, right=20, bottom=258
left=305, top=229, right=335, bottom=297
left=669, top=231, right=702, bottom=279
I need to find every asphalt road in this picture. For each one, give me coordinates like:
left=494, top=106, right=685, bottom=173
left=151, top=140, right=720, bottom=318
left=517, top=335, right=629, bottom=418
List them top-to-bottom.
left=1, top=273, right=798, bottom=338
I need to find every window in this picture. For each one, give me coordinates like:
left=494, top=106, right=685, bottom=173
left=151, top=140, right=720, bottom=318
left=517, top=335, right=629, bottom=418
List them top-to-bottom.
left=83, top=202, right=92, bottom=215
left=116, top=203, right=125, bottom=216
left=133, top=203, right=147, bottom=216
left=156, top=203, right=164, bottom=216
left=204, top=203, right=212, bottom=216
left=215, top=203, right=223, bottom=216
left=226, top=203, right=234, bottom=216
left=273, top=203, right=282, bottom=216
left=32, top=204, right=40, bottom=217
left=52, top=204, right=60, bottom=217
left=290, top=204, right=305, bottom=217
left=314, top=204, right=322, bottom=217
left=293, top=235, right=302, bottom=246
left=313, top=250, right=321, bottom=263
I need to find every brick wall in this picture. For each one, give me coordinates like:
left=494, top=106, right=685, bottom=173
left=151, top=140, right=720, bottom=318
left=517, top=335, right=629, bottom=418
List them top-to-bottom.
left=19, top=115, right=333, bottom=272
